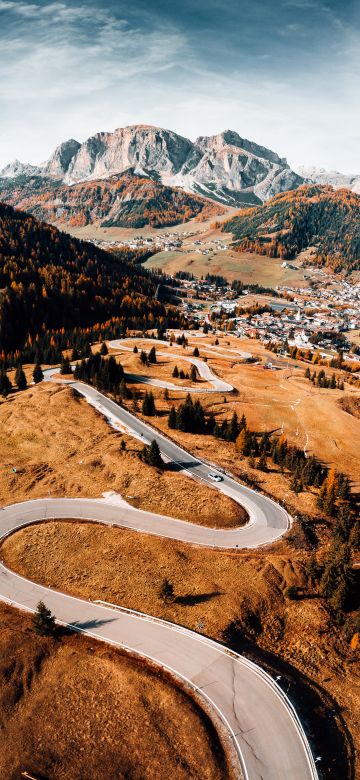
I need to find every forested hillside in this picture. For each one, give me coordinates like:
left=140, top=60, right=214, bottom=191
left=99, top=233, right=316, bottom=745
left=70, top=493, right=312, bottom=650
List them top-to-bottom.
left=0, top=171, right=222, bottom=229
left=222, top=185, right=360, bottom=271
left=0, top=203, right=184, bottom=354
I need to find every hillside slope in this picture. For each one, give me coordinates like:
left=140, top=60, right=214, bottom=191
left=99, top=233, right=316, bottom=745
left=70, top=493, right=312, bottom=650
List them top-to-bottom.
left=0, top=170, right=222, bottom=229
left=222, top=185, right=360, bottom=271
left=0, top=203, right=177, bottom=352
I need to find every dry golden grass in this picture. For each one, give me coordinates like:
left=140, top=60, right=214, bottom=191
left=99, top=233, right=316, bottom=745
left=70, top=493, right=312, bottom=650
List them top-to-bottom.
left=122, top=332, right=360, bottom=499
left=0, top=383, right=245, bottom=528
left=338, top=395, right=360, bottom=420
left=3, top=519, right=360, bottom=775
left=0, top=603, right=234, bottom=780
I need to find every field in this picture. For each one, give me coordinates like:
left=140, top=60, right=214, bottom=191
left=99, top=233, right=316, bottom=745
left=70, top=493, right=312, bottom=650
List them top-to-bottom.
left=68, top=213, right=311, bottom=287
left=111, top=334, right=360, bottom=491
left=0, top=382, right=245, bottom=528
left=0, top=603, right=233, bottom=780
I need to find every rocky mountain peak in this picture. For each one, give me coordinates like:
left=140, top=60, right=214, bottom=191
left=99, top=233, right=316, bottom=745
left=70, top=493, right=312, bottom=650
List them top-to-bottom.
left=1, top=124, right=304, bottom=204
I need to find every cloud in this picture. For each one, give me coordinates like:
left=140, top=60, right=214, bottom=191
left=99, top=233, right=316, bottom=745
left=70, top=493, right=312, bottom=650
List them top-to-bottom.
left=0, top=0, right=358, bottom=172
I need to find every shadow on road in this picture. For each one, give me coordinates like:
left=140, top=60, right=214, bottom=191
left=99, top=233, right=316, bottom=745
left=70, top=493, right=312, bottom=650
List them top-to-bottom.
left=69, top=617, right=118, bottom=630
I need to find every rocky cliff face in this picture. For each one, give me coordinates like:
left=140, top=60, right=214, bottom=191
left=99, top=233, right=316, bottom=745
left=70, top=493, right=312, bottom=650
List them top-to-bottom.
left=0, top=125, right=304, bottom=205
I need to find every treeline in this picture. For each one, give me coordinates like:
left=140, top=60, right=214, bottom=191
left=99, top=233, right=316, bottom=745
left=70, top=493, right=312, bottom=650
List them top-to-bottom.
left=223, top=185, right=360, bottom=272
left=0, top=203, right=187, bottom=353
left=266, top=341, right=360, bottom=379
left=73, top=353, right=124, bottom=394
left=305, top=367, right=344, bottom=390
left=165, top=399, right=354, bottom=516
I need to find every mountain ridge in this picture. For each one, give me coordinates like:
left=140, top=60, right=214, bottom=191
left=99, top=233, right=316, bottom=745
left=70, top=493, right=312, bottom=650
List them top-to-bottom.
left=0, top=124, right=304, bottom=206
left=222, top=184, right=360, bottom=272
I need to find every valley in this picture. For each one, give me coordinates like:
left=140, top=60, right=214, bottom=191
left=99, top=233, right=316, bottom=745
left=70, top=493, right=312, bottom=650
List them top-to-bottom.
left=0, top=124, right=359, bottom=780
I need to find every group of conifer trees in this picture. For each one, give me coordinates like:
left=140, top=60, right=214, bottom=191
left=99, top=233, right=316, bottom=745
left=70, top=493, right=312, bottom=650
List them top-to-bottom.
left=73, top=353, right=124, bottom=394
left=304, top=367, right=344, bottom=390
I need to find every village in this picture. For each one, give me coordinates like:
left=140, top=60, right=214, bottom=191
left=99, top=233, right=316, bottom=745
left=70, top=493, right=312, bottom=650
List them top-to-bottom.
left=178, top=274, right=360, bottom=368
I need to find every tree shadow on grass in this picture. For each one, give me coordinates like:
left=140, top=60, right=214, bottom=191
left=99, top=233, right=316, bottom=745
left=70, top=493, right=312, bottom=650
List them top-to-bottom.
left=174, top=591, right=222, bottom=606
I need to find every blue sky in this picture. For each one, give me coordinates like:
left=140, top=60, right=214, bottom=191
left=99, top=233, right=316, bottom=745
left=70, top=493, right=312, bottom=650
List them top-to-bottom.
left=0, top=0, right=358, bottom=171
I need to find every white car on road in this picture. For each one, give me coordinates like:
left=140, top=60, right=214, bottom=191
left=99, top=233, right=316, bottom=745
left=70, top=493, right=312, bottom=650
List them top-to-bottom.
left=208, top=472, right=223, bottom=482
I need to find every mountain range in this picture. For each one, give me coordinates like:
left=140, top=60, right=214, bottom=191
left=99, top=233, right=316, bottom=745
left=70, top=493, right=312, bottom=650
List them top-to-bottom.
left=0, top=125, right=304, bottom=210
left=296, top=166, right=360, bottom=194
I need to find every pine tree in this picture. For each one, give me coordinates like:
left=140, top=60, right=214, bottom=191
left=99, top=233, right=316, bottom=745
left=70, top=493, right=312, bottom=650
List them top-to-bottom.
left=100, top=341, right=108, bottom=356
left=133, top=345, right=138, bottom=354
left=148, top=346, right=157, bottom=364
left=193, top=346, right=199, bottom=357
left=140, top=350, right=148, bottom=365
left=60, top=355, right=72, bottom=375
left=33, top=364, right=44, bottom=384
left=190, top=364, right=197, bottom=382
left=15, top=365, right=27, bottom=390
left=172, top=365, right=179, bottom=378
left=0, top=371, right=12, bottom=397
left=142, top=391, right=156, bottom=416
left=168, top=405, right=177, bottom=428
left=228, top=412, right=239, bottom=442
left=239, top=413, right=247, bottom=431
left=143, top=439, right=163, bottom=469
left=32, top=601, right=56, bottom=636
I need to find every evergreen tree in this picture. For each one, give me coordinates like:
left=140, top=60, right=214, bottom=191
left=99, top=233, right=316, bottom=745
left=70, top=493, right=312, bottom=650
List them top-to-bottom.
left=100, top=341, right=108, bottom=356
left=133, top=345, right=138, bottom=354
left=148, top=346, right=157, bottom=364
left=193, top=346, right=200, bottom=357
left=140, top=350, right=148, bottom=365
left=60, top=355, right=72, bottom=375
left=15, top=364, right=27, bottom=390
left=33, top=364, right=44, bottom=384
left=190, top=364, right=197, bottom=382
left=172, top=365, right=179, bottom=378
left=0, top=371, right=12, bottom=397
left=142, top=390, right=156, bottom=416
left=168, top=405, right=177, bottom=428
left=228, top=412, right=239, bottom=442
left=239, top=413, right=247, bottom=431
left=142, top=439, right=163, bottom=469
left=148, top=439, right=163, bottom=467
left=32, top=601, right=56, bottom=636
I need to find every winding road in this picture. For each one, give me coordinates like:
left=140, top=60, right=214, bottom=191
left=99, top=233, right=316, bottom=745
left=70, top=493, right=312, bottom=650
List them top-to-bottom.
left=0, top=341, right=318, bottom=780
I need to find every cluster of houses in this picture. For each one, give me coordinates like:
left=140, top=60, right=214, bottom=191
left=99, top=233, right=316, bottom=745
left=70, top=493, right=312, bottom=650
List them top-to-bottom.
left=178, top=275, right=360, bottom=363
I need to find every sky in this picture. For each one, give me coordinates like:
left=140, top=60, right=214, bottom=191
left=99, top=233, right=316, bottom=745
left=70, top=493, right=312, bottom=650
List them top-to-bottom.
left=0, top=0, right=359, bottom=172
